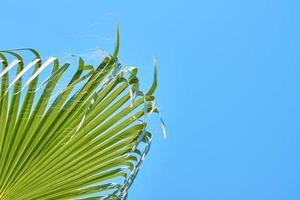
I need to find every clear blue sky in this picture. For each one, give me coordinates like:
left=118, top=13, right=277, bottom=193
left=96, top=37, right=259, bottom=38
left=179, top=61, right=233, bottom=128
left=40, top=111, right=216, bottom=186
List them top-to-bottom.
left=1, top=0, right=299, bottom=199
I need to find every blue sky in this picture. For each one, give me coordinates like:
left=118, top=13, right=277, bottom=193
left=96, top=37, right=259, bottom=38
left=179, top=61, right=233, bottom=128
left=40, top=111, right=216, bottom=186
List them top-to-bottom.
left=1, top=0, right=299, bottom=199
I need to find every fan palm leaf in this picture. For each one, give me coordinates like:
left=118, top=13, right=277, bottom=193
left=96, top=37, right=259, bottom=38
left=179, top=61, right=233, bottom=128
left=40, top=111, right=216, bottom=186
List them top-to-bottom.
left=0, top=29, right=160, bottom=200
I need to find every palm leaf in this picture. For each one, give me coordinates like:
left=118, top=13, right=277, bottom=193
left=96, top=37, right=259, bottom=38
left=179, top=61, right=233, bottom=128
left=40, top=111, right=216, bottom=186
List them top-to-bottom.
left=0, top=30, right=160, bottom=200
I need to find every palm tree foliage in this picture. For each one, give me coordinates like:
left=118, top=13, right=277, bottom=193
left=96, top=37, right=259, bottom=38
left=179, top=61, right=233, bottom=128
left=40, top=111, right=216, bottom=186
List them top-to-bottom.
left=0, top=30, right=162, bottom=199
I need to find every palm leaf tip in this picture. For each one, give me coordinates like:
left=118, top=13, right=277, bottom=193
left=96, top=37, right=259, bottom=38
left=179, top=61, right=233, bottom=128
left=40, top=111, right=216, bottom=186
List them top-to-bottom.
left=0, top=41, right=161, bottom=199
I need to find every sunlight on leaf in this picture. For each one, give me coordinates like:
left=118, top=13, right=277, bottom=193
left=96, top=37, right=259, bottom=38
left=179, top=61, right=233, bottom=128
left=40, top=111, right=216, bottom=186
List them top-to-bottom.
left=0, top=29, right=163, bottom=200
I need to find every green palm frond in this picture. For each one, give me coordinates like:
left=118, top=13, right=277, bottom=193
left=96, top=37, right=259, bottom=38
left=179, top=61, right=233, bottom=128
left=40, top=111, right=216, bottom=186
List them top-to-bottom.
left=0, top=30, right=161, bottom=200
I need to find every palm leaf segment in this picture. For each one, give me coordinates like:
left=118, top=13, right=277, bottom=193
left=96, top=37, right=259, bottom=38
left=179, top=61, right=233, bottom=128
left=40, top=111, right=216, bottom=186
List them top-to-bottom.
left=0, top=30, right=159, bottom=199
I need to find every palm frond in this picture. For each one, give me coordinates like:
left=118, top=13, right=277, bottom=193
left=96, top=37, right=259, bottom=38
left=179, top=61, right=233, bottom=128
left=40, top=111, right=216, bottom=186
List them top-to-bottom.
left=0, top=30, right=160, bottom=200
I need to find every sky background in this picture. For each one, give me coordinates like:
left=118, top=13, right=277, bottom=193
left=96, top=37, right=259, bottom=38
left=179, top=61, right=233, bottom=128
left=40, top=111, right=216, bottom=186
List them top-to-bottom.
left=0, top=0, right=299, bottom=199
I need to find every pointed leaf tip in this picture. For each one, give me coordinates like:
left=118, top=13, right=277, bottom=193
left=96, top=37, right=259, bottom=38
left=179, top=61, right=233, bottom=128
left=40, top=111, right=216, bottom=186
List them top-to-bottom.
left=113, top=25, right=120, bottom=58
left=79, top=57, right=84, bottom=68
left=146, top=59, right=157, bottom=95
